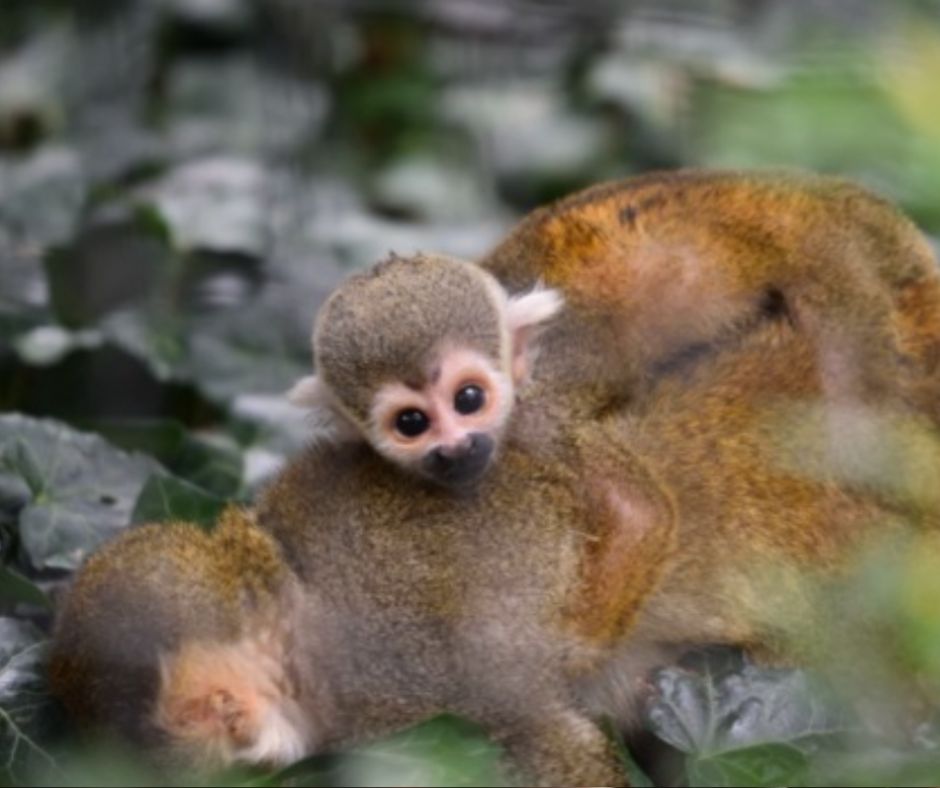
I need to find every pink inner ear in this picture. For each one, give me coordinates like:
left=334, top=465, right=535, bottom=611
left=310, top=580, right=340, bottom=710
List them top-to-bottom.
left=506, top=288, right=563, bottom=385
left=511, top=327, right=535, bottom=385
left=602, top=483, right=656, bottom=543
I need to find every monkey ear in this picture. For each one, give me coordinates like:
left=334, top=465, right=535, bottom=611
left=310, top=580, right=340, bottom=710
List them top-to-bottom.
left=505, top=286, right=564, bottom=385
left=287, top=374, right=326, bottom=408
left=287, top=375, right=360, bottom=444
left=567, top=435, right=678, bottom=639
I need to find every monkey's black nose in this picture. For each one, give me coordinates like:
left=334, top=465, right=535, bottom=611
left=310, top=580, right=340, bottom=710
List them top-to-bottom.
left=424, top=433, right=494, bottom=488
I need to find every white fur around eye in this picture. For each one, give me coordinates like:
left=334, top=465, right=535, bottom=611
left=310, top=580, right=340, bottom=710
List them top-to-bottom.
left=437, top=348, right=514, bottom=434
left=368, top=383, right=435, bottom=459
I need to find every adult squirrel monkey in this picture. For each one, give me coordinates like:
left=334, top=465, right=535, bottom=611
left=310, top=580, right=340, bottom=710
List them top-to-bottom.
left=482, top=168, right=940, bottom=406
left=290, top=169, right=940, bottom=489
left=49, top=170, right=940, bottom=785
left=50, top=318, right=940, bottom=785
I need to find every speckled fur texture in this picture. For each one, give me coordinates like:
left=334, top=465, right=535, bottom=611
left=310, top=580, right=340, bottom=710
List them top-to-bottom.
left=482, top=168, right=940, bottom=416
left=48, top=170, right=940, bottom=786
left=314, top=253, right=509, bottom=425
left=49, top=322, right=940, bottom=784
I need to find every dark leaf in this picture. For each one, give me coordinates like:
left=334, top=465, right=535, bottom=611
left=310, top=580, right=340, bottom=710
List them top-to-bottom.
left=44, top=219, right=171, bottom=329
left=97, top=307, right=187, bottom=382
left=86, top=418, right=242, bottom=498
left=131, top=473, right=226, bottom=528
left=0, top=566, right=51, bottom=610
left=0, top=618, right=58, bottom=785
left=602, top=717, right=654, bottom=788
left=27, top=739, right=169, bottom=788
left=689, top=742, right=809, bottom=788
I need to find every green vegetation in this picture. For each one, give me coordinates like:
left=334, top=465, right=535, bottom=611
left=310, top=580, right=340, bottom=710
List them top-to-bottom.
left=3, top=0, right=940, bottom=784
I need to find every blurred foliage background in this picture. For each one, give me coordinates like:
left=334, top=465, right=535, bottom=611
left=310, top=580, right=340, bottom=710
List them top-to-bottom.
left=3, top=0, right=940, bottom=785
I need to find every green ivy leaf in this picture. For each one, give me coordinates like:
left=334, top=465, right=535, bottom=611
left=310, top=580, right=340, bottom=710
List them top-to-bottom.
left=0, top=414, right=160, bottom=571
left=85, top=418, right=242, bottom=499
left=131, top=473, right=226, bottom=528
left=0, top=565, right=50, bottom=610
left=646, top=660, right=854, bottom=786
left=279, top=716, right=506, bottom=788
left=689, top=742, right=809, bottom=788
left=807, top=746, right=940, bottom=787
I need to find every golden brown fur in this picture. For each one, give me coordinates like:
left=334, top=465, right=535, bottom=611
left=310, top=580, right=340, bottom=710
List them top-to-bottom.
left=296, top=169, right=940, bottom=494
left=482, top=169, right=940, bottom=413
left=48, top=170, right=940, bottom=785
left=49, top=321, right=940, bottom=785
left=50, top=421, right=676, bottom=785
left=48, top=510, right=297, bottom=760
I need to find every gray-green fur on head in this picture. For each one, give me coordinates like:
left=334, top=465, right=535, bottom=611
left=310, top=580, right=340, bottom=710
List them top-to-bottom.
left=313, top=253, right=507, bottom=424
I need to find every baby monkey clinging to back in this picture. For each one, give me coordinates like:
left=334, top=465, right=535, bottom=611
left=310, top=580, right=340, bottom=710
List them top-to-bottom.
left=289, top=253, right=562, bottom=489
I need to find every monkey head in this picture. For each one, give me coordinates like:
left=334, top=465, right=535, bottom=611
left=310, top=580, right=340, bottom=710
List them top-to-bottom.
left=288, top=252, right=563, bottom=489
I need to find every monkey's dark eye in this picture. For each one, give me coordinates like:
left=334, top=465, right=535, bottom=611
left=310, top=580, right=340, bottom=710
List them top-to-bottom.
left=454, top=385, right=485, bottom=415
left=395, top=409, right=430, bottom=437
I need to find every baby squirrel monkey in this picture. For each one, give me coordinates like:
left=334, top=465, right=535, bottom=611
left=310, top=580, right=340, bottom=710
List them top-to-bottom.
left=291, top=169, right=940, bottom=491
left=288, top=253, right=563, bottom=489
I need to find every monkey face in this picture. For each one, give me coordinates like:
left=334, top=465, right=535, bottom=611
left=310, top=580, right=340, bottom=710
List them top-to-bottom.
left=367, top=347, right=513, bottom=488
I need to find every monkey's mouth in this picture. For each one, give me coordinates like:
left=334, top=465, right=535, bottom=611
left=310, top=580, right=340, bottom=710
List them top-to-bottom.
left=423, top=433, right=494, bottom=489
